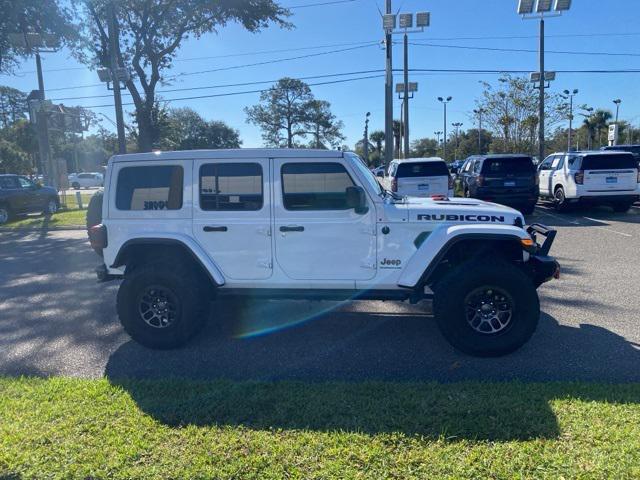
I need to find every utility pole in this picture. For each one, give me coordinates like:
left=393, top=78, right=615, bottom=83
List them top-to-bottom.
left=384, top=0, right=393, bottom=169
left=108, top=3, right=127, bottom=154
left=538, top=17, right=545, bottom=163
left=403, top=32, right=410, bottom=158
left=33, top=52, right=54, bottom=187
left=473, top=108, right=485, bottom=154
left=363, top=112, right=370, bottom=163
left=452, top=122, right=463, bottom=160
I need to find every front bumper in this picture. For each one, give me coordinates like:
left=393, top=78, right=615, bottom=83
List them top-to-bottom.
left=526, top=223, right=560, bottom=287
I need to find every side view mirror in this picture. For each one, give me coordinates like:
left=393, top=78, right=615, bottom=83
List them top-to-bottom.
left=346, top=186, right=368, bottom=214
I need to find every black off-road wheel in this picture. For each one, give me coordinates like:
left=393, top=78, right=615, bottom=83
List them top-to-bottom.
left=612, top=202, right=632, bottom=213
left=433, top=260, right=540, bottom=357
left=117, top=262, right=210, bottom=349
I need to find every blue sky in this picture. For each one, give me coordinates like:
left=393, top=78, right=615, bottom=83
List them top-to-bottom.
left=2, top=0, right=640, bottom=148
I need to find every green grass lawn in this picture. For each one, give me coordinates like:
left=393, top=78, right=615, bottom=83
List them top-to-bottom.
left=2, top=209, right=86, bottom=228
left=1, top=378, right=638, bottom=479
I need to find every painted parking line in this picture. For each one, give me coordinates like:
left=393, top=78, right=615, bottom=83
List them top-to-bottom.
left=534, top=206, right=633, bottom=237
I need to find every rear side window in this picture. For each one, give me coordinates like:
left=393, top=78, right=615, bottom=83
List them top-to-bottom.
left=581, top=154, right=637, bottom=170
left=482, top=157, right=534, bottom=174
left=282, top=162, right=354, bottom=211
left=396, top=162, right=449, bottom=177
left=200, top=163, right=263, bottom=211
left=116, top=166, right=183, bottom=211
left=0, top=177, right=19, bottom=189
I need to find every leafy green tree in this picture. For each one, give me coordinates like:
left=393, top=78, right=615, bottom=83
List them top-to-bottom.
left=0, top=0, right=77, bottom=74
left=76, top=0, right=290, bottom=152
left=245, top=78, right=312, bottom=147
left=0, top=86, right=27, bottom=128
left=304, top=100, right=344, bottom=149
left=162, top=107, right=241, bottom=150
left=0, top=138, right=31, bottom=173
left=410, top=138, right=438, bottom=158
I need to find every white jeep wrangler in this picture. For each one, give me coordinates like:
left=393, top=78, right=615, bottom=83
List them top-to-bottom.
left=88, top=149, right=560, bottom=357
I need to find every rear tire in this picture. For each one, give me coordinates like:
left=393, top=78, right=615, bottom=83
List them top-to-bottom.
left=553, top=186, right=570, bottom=212
left=86, top=191, right=103, bottom=230
left=43, top=198, right=58, bottom=216
left=612, top=202, right=632, bottom=213
left=521, top=203, right=536, bottom=215
left=0, top=204, right=11, bottom=225
left=433, top=260, right=540, bottom=357
left=117, top=261, right=210, bottom=349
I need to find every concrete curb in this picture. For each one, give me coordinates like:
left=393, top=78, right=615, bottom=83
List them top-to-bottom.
left=0, top=226, right=85, bottom=233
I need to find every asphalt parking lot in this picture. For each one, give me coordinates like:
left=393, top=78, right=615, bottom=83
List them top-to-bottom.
left=0, top=204, right=638, bottom=382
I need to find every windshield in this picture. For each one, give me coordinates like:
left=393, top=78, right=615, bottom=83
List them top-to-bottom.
left=348, top=153, right=384, bottom=196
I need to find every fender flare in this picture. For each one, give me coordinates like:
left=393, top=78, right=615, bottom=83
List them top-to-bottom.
left=397, top=224, right=530, bottom=288
left=111, top=234, right=226, bottom=286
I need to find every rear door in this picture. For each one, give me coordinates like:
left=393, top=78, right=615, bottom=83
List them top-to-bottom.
left=581, top=153, right=638, bottom=192
left=192, top=158, right=272, bottom=280
left=396, top=162, right=450, bottom=197
left=0, top=176, right=25, bottom=213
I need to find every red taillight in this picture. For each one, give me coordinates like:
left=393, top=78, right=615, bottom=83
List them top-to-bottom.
left=574, top=171, right=584, bottom=185
left=448, top=174, right=454, bottom=189
left=477, top=175, right=484, bottom=187
left=391, top=177, right=397, bottom=192
left=88, top=224, right=107, bottom=255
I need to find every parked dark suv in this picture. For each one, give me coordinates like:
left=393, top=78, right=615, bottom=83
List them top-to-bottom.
left=458, top=154, right=539, bottom=214
left=0, top=174, right=59, bottom=225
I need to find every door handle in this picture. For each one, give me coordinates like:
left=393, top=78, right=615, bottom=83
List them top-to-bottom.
left=279, top=225, right=304, bottom=232
left=203, top=226, right=227, bottom=232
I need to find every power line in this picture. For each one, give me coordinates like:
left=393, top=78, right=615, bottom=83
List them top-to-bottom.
left=287, top=0, right=356, bottom=8
left=409, top=42, right=640, bottom=57
left=78, top=73, right=384, bottom=109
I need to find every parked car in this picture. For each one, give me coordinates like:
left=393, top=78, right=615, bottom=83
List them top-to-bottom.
left=600, top=145, right=640, bottom=165
left=89, top=148, right=559, bottom=357
left=539, top=150, right=640, bottom=212
left=458, top=154, right=538, bottom=215
left=384, top=157, right=454, bottom=198
left=449, top=160, right=465, bottom=174
left=371, top=165, right=385, bottom=178
left=68, top=172, right=104, bottom=189
left=0, top=174, right=59, bottom=225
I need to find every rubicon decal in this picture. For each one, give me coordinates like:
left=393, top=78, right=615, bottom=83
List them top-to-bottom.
left=417, top=214, right=506, bottom=222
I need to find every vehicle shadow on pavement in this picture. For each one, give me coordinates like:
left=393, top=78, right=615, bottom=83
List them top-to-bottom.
left=104, top=302, right=640, bottom=441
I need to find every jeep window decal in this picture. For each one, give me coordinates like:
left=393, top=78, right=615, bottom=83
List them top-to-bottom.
left=417, top=214, right=506, bottom=222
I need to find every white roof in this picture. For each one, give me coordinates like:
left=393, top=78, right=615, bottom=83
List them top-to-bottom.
left=109, top=148, right=345, bottom=163
left=393, top=157, right=445, bottom=164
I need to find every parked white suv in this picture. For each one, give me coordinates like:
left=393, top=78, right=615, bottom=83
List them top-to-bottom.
left=88, top=149, right=560, bottom=357
left=539, top=151, right=640, bottom=212
left=385, top=158, right=454, bottom=198
left=69, top=172, right=104, bottom=189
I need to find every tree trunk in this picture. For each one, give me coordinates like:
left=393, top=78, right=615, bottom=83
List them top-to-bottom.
left=135, top=108, right=154, bottom=152
left=287, top=122, right=292, bottom=148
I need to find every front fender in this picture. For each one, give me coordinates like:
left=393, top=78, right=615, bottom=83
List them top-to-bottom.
left=397, top=224, right=530, bottom=288
left=110, top=233, right=226, bottom=286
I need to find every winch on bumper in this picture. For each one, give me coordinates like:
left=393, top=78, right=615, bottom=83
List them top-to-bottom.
left=523, top=223, right=561, bottom=287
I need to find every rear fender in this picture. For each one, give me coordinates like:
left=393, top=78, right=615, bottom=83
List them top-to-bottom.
left=397, top=224, right=529, bottom=288
left=110, top=233, right=226, bottom=286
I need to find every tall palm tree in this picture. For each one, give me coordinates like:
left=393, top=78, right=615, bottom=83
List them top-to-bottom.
left=590, top=109, right=612, bottom=147
left=369, top=130, right=385, bottom=157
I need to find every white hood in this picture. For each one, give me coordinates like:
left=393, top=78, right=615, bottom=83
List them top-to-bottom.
left=403, top=196, right=524, bottom=226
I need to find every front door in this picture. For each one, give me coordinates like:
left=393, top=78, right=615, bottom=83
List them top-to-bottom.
left=538, top=156, right=555, bottom=196
left=273, top=158, right=377, bottom=281
left=192, top=159, right=272, bottom=280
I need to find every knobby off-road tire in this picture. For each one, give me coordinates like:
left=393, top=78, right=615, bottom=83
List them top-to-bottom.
left=86, top=191, right=103, bottom=230
left=433, top=260, right=540, bottom=357
left=117, top=261, right=209, bottom=349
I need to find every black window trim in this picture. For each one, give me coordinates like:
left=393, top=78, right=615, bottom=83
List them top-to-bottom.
left=280, top=161, right=358, bottom=212
left=198, top=162, right=264, bottom=212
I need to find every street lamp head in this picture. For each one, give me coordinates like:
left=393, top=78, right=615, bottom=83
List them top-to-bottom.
left=563, top=89, right=570, bottom=95
left=573, top=89, right=579, bottom=94
left=437, top=96, right=443, bottom=102
left=446, top=96, right=452, bottom=101
left=613, top=99, right=622, bottom=105
left=366, top=111, right=371, bottom=117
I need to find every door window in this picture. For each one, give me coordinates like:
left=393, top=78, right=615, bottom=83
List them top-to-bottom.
left=473, top=160, right=482, bottom=173
left=281, top=162, right=355, bottom=211
left=200, top=163, right=263, bottom=211
left=0, top=177, right=19, bottom=189
left=18, top=177, right=33, bottom=188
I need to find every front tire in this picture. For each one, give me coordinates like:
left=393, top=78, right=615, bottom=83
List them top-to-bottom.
left=553, top=186, right=570, bottom=212
left=44, top=198, right=58, bottom=216
left=612, top=202, right=632, bottom=213
left=521, top=203, right=536, bottom=215
left=433, top=261, right=540, bottom=357
left=117, top=262, right=210, bottom=349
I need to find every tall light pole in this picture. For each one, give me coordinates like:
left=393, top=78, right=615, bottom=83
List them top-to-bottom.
left=518, top=0, right=571, bottom=162
left=382, top=9, right=430, bottom=166
left=563, top=89, right=578, bottom=152
left=438, top=96, right=452, bottom=161
left=613, top=99, right=622, bottom=146
left=473, top=108, right=485, bottom=154
left=363, top=112, right=371, bottom=163
left=452, top=122, right=463, bottom=160
left=434, top=131, right=442, bottom=145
